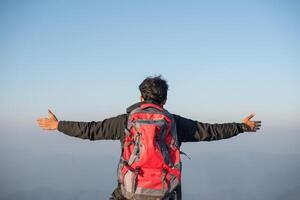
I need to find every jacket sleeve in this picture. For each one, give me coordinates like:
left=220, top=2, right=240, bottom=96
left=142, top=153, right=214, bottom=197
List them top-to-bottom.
left=57, top=114, right=127, bottom=141
left=173, top=114, right=244, bottom=143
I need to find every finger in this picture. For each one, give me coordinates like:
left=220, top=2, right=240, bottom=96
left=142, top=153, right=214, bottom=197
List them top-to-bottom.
left=48, top=109, right=58, bottom=121
left=48, top=109, right=54, bottom=117
left=247, top=113, right=255, bottom=120
left=37, top=118, right=49, bottom=122
left=37, top=119, right=49, bottom=124
left=37, top=121, right=46, bottom=126
left=37, top=122, right=44, bottom=127
left=38, top=122, right=49, bottom=126
left=38, top=123, right=51, bottom=128
left=39, top=124, right=49, bottom=128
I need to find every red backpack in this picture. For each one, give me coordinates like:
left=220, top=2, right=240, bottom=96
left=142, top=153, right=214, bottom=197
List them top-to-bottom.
left=117, top=103, right=182, bottom=200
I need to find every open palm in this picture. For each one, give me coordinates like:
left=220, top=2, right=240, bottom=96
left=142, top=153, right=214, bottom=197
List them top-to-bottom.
left=36, top=109, right=59, bottom=130
left=242, top=113, right=261, bottom=132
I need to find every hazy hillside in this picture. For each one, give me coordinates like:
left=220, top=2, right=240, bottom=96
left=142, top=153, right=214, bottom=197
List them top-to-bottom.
left=1, top=152, right=299, bottom=200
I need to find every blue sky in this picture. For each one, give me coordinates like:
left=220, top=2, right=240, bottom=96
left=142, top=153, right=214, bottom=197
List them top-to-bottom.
left=0, top=0, right=300, bottom=199
left=1, top=0, right=299, bottom=131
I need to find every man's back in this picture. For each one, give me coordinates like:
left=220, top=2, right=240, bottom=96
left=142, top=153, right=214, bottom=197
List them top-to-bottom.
left=37, top=76, right=261, bottom=199
left=55, top=101, right=248, bottom=200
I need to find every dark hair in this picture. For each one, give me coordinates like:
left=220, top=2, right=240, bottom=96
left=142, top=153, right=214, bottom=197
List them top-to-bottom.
left=139, top=75, right=168, bottom=104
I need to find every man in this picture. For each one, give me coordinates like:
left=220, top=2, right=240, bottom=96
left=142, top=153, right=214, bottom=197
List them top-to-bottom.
left=37, top=75, right=261, bottom=200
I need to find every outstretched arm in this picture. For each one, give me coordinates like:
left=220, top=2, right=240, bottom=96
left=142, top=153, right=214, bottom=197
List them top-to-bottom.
left=36, top=110, right=127, bottom=140
left=173, top=113, right=261, bottom=143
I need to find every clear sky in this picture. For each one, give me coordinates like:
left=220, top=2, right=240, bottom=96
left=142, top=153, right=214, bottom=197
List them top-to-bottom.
left=0, top=0, right=300, bottom=199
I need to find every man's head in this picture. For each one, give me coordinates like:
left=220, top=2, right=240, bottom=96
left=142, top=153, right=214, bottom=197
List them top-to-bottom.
left=139, top=75, right=168, bottom=105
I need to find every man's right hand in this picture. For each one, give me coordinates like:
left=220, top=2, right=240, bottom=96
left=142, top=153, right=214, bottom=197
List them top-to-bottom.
left=37, top=109, right=59, bottom=130
left=242, top=113, right=261, bottom=132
